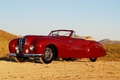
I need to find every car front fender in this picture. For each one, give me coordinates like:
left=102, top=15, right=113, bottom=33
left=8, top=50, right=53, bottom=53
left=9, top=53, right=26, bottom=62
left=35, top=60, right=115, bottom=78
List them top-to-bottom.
left=9, top=38, right=19, bottom=53
left=35, top=38, right=56, bottom=54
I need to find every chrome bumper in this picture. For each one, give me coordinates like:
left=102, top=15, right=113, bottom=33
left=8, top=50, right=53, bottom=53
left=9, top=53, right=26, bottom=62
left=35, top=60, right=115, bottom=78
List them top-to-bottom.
left=10, top=53, right=43, bottom=57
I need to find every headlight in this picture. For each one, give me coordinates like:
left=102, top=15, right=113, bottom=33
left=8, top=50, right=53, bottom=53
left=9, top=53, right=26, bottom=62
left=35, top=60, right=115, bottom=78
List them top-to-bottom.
left=30, top=45, right=34, bottom=51
left=15, top=46, right=19, bottom=53
left=15, top=46, right=19, bottom=50
left=25, top=49, right=29, bottom=53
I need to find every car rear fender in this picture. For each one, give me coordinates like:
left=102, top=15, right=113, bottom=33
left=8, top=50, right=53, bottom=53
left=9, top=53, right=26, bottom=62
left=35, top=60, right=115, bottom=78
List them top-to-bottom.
left=87, top=41, right=106, bottom=58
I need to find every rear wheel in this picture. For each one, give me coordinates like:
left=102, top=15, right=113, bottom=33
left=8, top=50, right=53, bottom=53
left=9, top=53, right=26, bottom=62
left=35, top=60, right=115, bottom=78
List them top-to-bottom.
left=40, top=47, right=54, bottom=64
left=14, top=57, right=28, bottom=63
left=89, top=58, right=97, bottom=62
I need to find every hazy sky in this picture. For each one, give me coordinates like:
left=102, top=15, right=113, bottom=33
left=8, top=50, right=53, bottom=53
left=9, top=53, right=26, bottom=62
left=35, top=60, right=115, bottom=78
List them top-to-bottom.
left=0, top=0, right=120, bottom=40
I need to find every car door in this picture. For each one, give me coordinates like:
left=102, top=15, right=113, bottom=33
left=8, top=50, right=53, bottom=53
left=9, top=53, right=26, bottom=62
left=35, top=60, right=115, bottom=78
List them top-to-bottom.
left=57, top=37, right=73, bottom=58
left=68, top=38, right=88, bottom=58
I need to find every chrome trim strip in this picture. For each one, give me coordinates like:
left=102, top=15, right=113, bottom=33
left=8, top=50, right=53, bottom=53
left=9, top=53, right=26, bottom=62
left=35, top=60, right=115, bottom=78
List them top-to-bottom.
left=10, top=53, right=43, bottom=57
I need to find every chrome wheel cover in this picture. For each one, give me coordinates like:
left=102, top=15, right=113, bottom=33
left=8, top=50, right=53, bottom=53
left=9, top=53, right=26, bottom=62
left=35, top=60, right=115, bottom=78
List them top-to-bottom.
left=43, top=48, right=53, bottom=61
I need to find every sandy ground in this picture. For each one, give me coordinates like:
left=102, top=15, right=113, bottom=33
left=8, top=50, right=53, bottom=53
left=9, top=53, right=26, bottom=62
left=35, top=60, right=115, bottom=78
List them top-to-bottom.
left=0, top=60, right=120, bottom=80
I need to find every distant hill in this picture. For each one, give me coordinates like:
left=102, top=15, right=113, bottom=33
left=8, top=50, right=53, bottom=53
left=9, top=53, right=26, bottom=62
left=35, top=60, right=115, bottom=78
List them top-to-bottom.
left=0, top=29, right=18, bottom=57
left=0, top=29, right=18, bottom=41
left=99, top=39, right=120, bottom=44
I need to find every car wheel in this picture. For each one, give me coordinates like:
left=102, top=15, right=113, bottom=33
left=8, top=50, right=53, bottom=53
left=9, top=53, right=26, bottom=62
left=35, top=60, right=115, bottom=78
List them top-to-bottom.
left=40, top=47, right=54, bottom=64
left=14, top=57, right=28, bottom=63
left=89, top=58, right=97, bottom=62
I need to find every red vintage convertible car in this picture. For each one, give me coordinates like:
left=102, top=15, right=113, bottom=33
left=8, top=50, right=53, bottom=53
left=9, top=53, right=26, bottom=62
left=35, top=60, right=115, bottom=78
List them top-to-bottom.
left=9, top=29, right=106, bottom=64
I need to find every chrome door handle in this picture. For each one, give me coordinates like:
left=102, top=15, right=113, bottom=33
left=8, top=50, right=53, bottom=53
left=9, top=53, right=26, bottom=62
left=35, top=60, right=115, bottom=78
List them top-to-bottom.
left=69, top=40, right=72, bottom=42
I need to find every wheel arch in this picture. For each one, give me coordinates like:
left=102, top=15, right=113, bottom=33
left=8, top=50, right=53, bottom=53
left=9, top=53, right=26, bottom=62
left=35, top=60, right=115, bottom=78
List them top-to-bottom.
left=46, top=44, right=58, bottom=59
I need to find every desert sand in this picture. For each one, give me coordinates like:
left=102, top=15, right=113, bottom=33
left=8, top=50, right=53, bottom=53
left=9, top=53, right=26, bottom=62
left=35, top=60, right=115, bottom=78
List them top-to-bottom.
left=0, top=60, right=120, bottom=80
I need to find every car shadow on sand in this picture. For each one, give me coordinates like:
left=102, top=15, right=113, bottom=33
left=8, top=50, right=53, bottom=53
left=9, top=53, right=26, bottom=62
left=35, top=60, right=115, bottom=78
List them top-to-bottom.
left=0, top=56, right=89, bottom=63
left=0, top=56, right=16, bottom=62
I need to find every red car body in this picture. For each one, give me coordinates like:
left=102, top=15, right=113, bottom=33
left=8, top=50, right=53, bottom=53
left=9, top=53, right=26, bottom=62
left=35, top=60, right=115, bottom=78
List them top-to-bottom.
left=9, top=29, right=106, bottom=63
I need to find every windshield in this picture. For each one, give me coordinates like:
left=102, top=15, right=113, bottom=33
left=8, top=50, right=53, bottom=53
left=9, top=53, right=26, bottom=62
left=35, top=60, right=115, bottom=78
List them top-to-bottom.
left=49, top=30, right=71, bottom=37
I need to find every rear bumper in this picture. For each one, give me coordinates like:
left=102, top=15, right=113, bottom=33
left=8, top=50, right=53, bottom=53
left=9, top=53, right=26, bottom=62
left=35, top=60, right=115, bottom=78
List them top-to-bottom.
left=10, top=53, right=43, bottom=57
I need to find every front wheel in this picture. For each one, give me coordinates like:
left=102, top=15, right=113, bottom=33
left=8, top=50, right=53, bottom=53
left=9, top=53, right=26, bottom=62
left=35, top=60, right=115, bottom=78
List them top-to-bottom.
left=40, top=47, right=54, bottom=64
left=89, top=58, right=97, bottom=62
